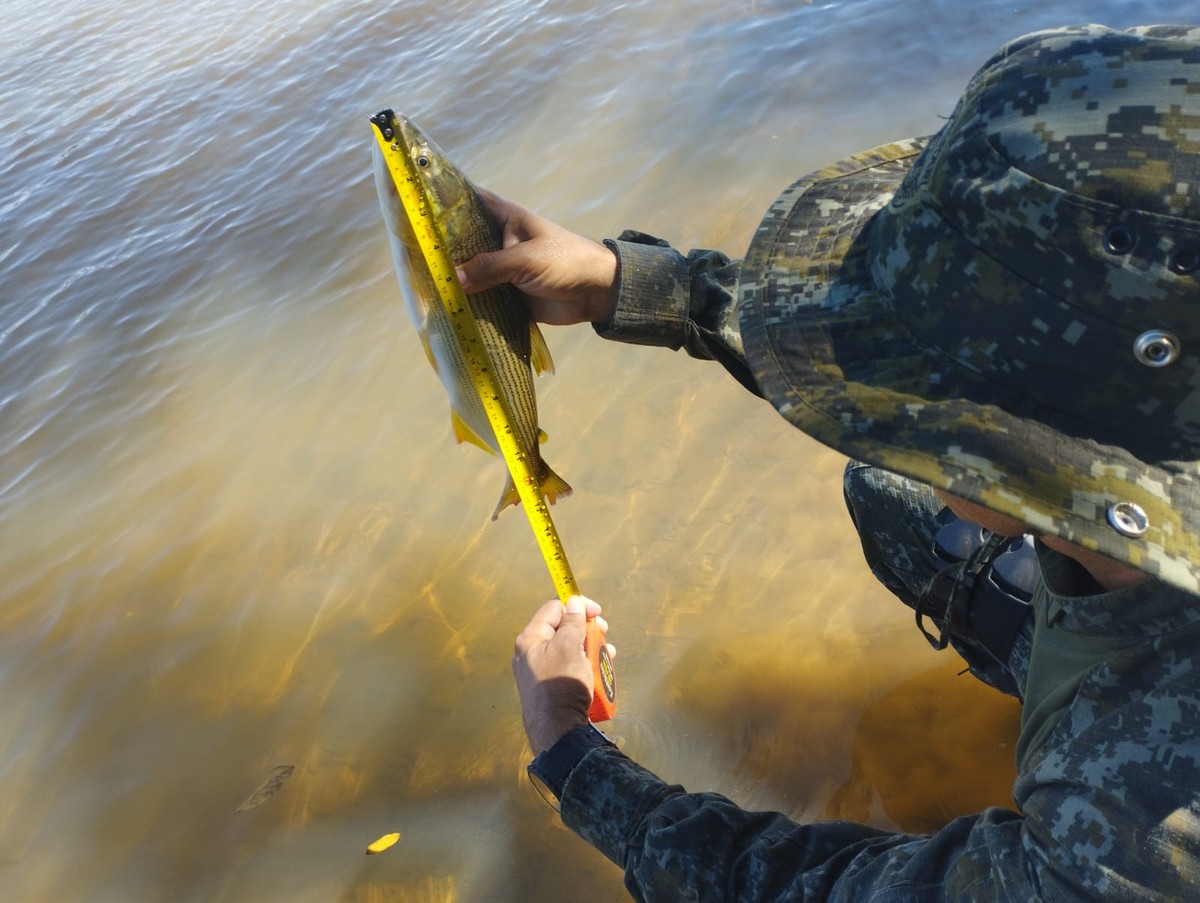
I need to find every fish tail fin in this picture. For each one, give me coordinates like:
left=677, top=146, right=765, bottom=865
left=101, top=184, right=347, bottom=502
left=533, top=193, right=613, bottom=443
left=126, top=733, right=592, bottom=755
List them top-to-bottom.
left=529, top=322, right=555, bottom=376
left=489, top=463, right=573, bottom=521
left=539, top=463, right=573, bottom=506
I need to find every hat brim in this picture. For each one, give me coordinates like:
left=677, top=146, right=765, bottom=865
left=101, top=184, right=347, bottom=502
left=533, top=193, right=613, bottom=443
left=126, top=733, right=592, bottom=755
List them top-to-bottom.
left=739, top=139, right=1200, bottom=592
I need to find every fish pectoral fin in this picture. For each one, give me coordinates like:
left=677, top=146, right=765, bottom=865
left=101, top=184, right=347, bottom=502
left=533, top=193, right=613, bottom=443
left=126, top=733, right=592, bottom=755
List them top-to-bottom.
left=529, top=322, right=555, bottom=376
left=417, top=330, right=439, bottom=373
left=452, top=411, right=496, bottom=454
left=538, top=429, right=549, bottom=445
left=540, top=464, right=572, bottom=506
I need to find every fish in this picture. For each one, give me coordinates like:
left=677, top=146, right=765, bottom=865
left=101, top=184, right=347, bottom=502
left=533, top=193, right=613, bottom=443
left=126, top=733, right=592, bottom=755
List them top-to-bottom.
left=372, top=113, right=571, bottom=520
left=237, top=764, right=294, bottom=812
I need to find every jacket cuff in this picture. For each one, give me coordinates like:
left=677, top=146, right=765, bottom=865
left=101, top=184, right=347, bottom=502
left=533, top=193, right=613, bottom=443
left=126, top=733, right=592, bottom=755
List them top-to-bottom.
left=592, top=238, right=691, bottom=349
left=527, top=724, right=615, bottom=802
left=560, top=744, right=681, bottom=868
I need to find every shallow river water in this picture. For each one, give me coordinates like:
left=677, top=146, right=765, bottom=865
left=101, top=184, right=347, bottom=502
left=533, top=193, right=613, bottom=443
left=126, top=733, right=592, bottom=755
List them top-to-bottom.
left=0, top=1, right=1186, bottom=900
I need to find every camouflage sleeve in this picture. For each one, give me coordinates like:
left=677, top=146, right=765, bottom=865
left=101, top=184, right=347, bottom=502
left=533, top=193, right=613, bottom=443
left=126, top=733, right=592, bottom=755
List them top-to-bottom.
left=592, top=231, right=762, bottom=396
left=559, top=659, right=1200, bottom=903
left=559, top=745, right=1046, bottom=902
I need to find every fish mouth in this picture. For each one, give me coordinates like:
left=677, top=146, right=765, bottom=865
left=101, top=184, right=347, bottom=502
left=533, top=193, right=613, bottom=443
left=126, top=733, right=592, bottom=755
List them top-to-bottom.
left=369, top=108, right=401, bottom=142
left=370, top=109, right=426, bottom=150
left=370, top=110, right=427, bottom=163
left=394, top=114, right=421, bottom=148
left=370, top=136, right=417, bottom=251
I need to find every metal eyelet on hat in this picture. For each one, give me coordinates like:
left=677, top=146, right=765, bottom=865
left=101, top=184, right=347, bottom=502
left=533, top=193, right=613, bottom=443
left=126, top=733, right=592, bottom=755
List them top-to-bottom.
left=1102, top=224, right=1136, bottom=255
left=1168, top=247, right=1199, bottom=276
left=1133, top=330, right=1181, bottom=367
left=1107, top=501, right=1149, bottom=538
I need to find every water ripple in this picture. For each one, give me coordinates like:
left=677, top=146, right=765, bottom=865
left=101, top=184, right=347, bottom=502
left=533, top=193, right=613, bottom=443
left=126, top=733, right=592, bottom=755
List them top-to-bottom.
left=0, top=0, right=1186, bottom=899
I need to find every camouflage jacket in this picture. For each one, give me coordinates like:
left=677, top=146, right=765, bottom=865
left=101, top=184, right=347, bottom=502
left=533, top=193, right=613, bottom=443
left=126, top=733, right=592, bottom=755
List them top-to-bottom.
left=554, top=235, right=1200, bottom=901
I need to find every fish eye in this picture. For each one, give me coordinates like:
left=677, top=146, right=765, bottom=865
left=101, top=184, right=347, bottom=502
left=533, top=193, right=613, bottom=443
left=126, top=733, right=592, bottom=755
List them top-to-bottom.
left=416, top=153, right=431, bottom=168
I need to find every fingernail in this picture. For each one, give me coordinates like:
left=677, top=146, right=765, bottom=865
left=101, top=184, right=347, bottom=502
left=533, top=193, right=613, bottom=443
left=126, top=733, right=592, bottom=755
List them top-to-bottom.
left=454, top=267, right=468, bottom=287
left=564, top=596, right=584, bottom=614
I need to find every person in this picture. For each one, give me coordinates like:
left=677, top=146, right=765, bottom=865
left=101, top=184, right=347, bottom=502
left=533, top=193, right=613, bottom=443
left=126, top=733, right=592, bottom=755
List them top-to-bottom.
left=461, top=24, right=1200, bottom=901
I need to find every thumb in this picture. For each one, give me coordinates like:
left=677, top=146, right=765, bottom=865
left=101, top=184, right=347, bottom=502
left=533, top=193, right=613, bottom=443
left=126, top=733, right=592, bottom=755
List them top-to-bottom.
left=456, top=247, right=519, bottom=295
left=562, top=594, right=588, bottom=621
left=559, top=595, right=590, bottom=642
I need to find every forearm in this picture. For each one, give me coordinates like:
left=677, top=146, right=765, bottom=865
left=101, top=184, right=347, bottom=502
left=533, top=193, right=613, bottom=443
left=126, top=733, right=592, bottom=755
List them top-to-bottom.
left=593, top=232, right=761, bottom=397
left=557, top=743, right=1056, bottom=903
left=558, top=745, right=902, bottom=902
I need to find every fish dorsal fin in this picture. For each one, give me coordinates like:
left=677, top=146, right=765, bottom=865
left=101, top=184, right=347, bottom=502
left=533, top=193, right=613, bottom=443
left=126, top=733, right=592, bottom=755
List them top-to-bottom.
left=529, top=321, right=555, bottom=376
left=451, top=410, right=496, bottom=455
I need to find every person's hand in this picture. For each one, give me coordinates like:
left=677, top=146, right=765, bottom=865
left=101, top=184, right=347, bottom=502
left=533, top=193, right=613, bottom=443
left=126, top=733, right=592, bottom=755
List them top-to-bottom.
left=457, top=191, right=618, bottom=327
left=512, top=595, right=613, bottom=756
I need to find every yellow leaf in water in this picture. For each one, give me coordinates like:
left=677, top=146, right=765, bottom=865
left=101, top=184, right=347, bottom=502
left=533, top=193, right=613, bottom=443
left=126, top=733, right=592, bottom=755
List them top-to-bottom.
left=237, top=765, right=295, bottom=812
left=365, top=832, right=401, bottom=855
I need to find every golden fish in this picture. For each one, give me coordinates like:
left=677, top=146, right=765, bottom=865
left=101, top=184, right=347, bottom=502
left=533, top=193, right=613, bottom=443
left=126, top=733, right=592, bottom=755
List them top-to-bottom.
left=372, top=115, right=571, bottom=519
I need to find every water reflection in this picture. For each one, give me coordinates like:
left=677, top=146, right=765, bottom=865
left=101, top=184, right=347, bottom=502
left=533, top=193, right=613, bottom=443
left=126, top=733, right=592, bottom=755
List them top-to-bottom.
left=0, top=0, right=1180, bottom=898
left=661, top=614, right=1019, bottom=829
left=828, top=664, right=1020, bottom=833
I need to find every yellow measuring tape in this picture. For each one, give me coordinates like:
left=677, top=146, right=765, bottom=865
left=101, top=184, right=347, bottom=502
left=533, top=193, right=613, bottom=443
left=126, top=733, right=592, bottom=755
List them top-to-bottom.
left=370, top=110, right=614, bottom=721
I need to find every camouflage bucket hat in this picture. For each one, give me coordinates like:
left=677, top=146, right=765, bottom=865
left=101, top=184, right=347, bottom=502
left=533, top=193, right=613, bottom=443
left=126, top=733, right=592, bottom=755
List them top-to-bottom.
left=739, top=24, right=1200, bottom=593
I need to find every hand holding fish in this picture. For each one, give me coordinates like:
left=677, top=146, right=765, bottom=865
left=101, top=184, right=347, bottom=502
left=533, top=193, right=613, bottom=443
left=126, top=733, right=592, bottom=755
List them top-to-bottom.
left=456, top=191, right=619, bottom=327
left=513, top=596, right=613, bottom=756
